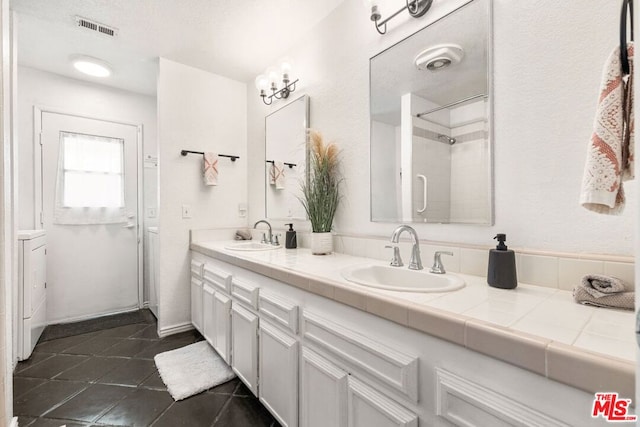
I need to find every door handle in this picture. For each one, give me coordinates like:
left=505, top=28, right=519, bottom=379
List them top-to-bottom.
left=417, top=174, right=427, bottom=214
left=122, top=223, right=135, bottom=229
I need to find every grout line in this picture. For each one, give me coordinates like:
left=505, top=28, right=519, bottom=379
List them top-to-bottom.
left=210, top=393, right=235, bottom=427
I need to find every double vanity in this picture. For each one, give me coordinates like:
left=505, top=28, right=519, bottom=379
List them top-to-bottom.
left=189, top=231, right=634, bottom=427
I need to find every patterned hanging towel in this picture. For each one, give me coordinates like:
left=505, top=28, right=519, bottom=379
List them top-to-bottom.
left=580, top=43, right=634, bottom=214
left=203, top=152, right=218, bottom=186
left=269, top=161, right=286, bottom=190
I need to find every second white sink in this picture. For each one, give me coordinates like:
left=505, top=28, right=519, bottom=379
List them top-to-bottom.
left=225, top=242, right=282, bottom=251
left=341, top=264, right=465, bottom=293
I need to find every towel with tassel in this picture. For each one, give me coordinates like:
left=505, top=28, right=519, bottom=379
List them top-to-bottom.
left=580, top=43, right=634, bottom=214
left=203, top=152, right=218, bottom=186
left=269, top=161, right=286, bottom=190
left=573, top=274, right=635, bottom=310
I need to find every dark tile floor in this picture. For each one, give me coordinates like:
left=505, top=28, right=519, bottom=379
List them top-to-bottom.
left=14, top=311, right=279, bottom=427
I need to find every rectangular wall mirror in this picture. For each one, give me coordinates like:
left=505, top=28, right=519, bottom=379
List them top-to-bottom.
left=370, top=0, right=493, bottom=224
left=265, top=94, right=309, bottom=220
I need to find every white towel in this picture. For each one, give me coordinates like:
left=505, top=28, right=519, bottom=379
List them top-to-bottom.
left=580, top=43, right=634, bottom=214
left=203, top=152, right=218, bottom=186
left=269, top=161, right=285, bottom=190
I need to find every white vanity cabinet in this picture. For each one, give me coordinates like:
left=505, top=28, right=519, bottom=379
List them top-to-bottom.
left=190, top=260, right=204, bottom=333
left=202, top=264, right=232, bottom=363
left=230, top=278, right=260, bottom=396
left=258, top=291, right=300, bottom=427
left=300, top=311, right=418, bottom=427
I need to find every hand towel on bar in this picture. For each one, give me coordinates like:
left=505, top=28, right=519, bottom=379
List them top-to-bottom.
left=580, top=43, right=634, bottom=214
left=203, top=152, right=218, bottom=186
left=269, top=161, right=286, bottom=190
left=573, top=274, right=634, bottom=310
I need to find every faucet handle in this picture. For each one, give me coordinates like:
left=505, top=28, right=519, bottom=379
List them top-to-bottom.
left=261, top=233, right=268, bottom=244
left=273, top=234, right=281, bottom=246
left=384, top=245, right=404, bottom=267
left=430, top=251, right=453, bottom=274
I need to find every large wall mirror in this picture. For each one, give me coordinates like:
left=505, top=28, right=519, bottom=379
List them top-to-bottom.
left=370, top=0, right=492, bottom=224
left=265, top=95, right=309, bottom=220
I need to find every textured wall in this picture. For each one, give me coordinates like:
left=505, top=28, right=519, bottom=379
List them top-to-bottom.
left=247, top=0, right=633, bottom=255
left=157, top=59, right=247, bottom=333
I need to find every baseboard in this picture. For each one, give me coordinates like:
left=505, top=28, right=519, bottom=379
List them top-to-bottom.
left=48, top=306, right=140, bottom=325
left=158, top=322, right=194, bottom=338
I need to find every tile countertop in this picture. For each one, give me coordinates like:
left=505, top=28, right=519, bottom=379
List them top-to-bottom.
left=190, top=241, right=636, bottom=398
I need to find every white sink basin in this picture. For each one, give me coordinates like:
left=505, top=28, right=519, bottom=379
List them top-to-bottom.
left=225, top=242, right=282, bottom=251
left=341, top=264, right=465, bottom=293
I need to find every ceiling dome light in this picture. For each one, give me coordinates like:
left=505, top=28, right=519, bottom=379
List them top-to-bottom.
left=71, top=55, right=112, bottom=77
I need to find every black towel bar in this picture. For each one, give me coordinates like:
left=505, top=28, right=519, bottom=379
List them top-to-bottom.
left=181, top=150, right=239, bottom=161
left=265, top=160, right=297, bottom=168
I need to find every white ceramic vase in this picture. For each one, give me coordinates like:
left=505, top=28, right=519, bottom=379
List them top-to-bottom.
left=310, top=232, right=333, bottom=255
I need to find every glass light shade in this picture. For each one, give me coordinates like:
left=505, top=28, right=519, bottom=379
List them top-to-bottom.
left=362, top=0, right=379, bottom=9
left=72, top=57, right=112, bottom=77
left=280, top=58, right=294, bottom=75
left=266, top=66, right=280, bottom=86
left=255, top=74, right=269, bottom=91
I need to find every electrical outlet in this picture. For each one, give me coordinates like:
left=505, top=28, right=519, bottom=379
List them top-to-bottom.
left=238, top=203, right=247, bottom=218
left=182, top=204, right=192, bottom=219
left=146, top=207, right=157, bottom=218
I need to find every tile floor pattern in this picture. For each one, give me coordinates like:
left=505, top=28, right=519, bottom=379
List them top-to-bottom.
left=14, top=316, right=280, bottom=426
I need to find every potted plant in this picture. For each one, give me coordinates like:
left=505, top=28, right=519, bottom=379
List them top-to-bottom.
left=300, top=130, right=342, bottom=255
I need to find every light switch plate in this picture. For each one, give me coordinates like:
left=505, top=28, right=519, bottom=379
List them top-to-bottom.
left=182, top=204, right=192, bottom=219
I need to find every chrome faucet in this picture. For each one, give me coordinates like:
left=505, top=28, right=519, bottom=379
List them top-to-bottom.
left=254, top=220, right=273, bottom=245
left=390, top=225, right=423, bottom=270
left=430, top=251, right=453, bottom=274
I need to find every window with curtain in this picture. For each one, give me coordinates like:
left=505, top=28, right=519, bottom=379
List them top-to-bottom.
left=54, top=132, right=127, bottom=225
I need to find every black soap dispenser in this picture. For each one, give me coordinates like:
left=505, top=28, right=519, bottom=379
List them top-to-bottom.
left=285, top=223, right=297, bottom=249
left=487, top=234, right=518, bottom=289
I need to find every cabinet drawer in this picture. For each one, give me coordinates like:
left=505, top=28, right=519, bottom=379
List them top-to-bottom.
left=190, top=260, right=204, bottom=279
left=203, top=264, right=232, bottom=294
left=231, top=278, right=259, bottom=310
left=259, top=291, right=299, bottom=334
left=302, top=311, right=418, bottom=403
left=435, top=368, right=568, bottom=427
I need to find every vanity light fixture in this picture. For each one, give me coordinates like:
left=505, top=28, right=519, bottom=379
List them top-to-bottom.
left=364, top=0, right=433, bottom=35
left=71, top=55, right=112, bottom=77
left=255, top=59, right=299, bottom=105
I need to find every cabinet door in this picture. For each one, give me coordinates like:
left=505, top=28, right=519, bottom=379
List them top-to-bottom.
left=190, top=278, right=203, bottom=333
left=202, top=283, right=216, bottom=347
left=213, top=291, right=232, bottom=363
left=231, top=302, right=259, bottom=395
left=259, top=320, right=298, bottom=427
left=300, top=347, right=348, bottom=427
left=347, top=377, right=417, bottom=427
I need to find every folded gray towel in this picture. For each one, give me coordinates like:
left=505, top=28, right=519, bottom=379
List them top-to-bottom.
left=235, top=229, right=252, bottom=241
left=573, top=274, right=634, bottom=310
left=581, top=274, right=626, bottom=298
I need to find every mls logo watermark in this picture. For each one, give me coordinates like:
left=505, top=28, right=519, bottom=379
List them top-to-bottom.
left=591, top=393, right=637, bottom=422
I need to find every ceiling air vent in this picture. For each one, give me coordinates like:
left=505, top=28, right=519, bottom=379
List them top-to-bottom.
left=75, top=16, right=118, bottom=38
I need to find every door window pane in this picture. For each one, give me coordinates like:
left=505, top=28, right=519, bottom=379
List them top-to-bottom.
left=60, top=132, right=124, bottom=208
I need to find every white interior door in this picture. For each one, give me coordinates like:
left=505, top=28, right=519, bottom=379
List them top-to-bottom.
left=40, top=111, right=140, bottom=323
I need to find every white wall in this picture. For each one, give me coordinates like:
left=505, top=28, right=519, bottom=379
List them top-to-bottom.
left=247, top=0, right=634, bottom=255
left=157, top=58, right=247, bottom=334
left=17, top=66, right=157, bottom=230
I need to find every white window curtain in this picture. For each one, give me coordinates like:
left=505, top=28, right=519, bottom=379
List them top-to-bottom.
left=54, top=132, right=127, bottom=225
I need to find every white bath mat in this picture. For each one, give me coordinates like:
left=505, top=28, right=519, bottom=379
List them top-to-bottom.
left=154, top=340, right=235, bottom=401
